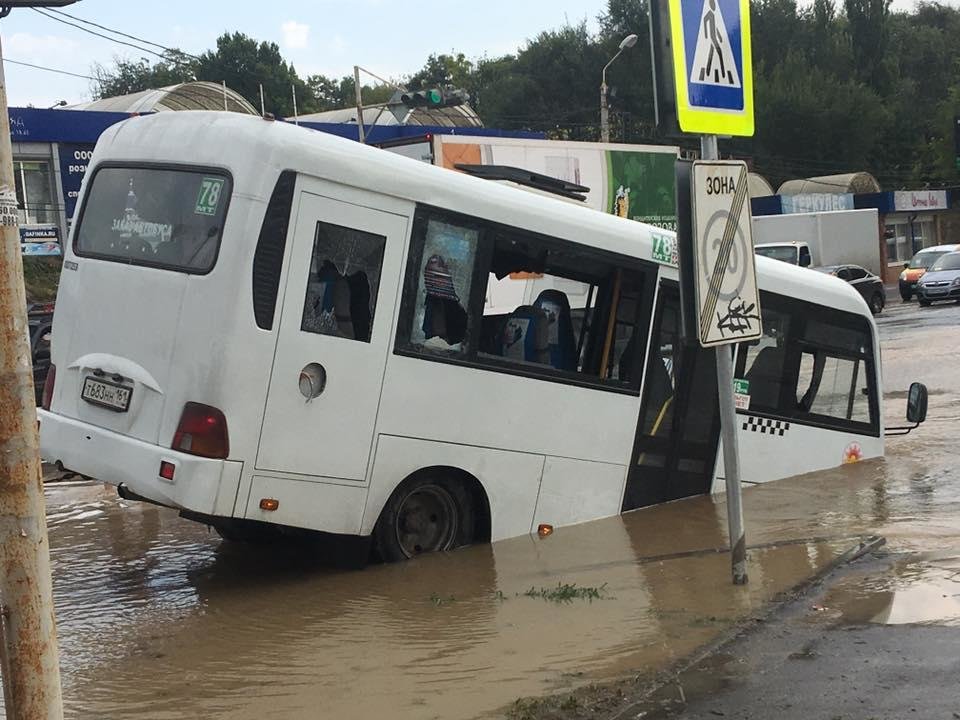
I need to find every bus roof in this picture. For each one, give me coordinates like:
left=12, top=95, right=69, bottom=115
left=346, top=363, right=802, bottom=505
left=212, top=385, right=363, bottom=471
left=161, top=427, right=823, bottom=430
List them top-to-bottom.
left=93, top=112, right=871, bottom=318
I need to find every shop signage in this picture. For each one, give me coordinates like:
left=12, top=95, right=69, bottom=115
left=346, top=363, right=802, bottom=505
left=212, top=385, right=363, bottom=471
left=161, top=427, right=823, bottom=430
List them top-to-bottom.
left=58, top=143, right=96, bottom=220
left=893, top=190, right=948, bottom=212
left=781, top=193, right=854, bottom=214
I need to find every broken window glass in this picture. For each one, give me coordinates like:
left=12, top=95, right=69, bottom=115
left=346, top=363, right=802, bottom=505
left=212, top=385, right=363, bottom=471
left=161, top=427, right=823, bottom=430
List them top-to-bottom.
left=409, top=218, right=478, bottom=352
left=300, top=221, right=385, bottom=343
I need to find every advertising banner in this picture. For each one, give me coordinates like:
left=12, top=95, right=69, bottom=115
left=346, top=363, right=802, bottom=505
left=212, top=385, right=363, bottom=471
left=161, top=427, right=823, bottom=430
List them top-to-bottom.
left=432, top=135, right=678, bottom=231
left=58, top=143, right=95, bottom=220
left=606, top=149, right=677, bottom=230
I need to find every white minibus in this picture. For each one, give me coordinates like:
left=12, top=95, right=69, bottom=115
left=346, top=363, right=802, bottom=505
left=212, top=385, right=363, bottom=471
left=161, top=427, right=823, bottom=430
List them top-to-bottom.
left=39, top=112, right=910, bottom=561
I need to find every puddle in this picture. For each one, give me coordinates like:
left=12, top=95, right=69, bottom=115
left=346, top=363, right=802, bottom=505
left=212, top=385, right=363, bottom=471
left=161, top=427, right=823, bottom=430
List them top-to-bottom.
left=2, top=294, right=956, bottom=719
left=813, top=554, right=960, bottom=626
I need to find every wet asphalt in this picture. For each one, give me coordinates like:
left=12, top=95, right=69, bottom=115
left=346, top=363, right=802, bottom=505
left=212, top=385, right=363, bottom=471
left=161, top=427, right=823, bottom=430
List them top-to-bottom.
left=14, top=295, right=960, bottom=720
left=509, top=296, right=960, bottom=720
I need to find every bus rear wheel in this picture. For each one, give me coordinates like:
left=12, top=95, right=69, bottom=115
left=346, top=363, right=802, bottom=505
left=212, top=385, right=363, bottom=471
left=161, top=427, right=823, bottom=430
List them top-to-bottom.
left=373, top=474, right=474, bottom=562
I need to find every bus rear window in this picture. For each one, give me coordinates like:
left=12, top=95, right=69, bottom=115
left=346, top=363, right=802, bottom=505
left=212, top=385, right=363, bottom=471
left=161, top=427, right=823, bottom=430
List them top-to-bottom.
left=75, top=166, right=231, bottom=273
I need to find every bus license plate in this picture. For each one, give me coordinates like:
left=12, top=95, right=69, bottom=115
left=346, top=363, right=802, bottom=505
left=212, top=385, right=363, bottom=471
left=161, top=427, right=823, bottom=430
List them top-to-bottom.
left=81, top=377, right=132, bottom=412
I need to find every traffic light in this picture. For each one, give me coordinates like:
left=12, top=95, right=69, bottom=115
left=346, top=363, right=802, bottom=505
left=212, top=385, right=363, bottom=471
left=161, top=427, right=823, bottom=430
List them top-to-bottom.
left=400, top=87, right=470, bottom=109
left=401, top=89, right=443, bottom=107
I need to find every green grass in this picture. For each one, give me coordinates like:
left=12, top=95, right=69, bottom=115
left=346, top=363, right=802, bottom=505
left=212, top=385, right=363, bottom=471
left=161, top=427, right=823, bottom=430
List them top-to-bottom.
left=521, top=582, right=610, bottom=603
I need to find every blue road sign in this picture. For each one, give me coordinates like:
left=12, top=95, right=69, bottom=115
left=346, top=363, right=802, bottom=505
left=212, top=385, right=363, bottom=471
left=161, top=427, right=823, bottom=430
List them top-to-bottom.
left=669, top=0, right=754, bottom=136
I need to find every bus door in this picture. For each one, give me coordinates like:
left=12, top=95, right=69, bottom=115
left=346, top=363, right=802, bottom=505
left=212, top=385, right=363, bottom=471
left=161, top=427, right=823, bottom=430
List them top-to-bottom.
left=256, top=192, right=408, bottom=480
left=622, top=284, right=721, bottom=510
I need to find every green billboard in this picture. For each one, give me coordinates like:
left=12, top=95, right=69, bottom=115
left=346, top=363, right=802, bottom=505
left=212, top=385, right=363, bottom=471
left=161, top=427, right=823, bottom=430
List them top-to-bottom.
left=606, top=150, right=677, bottom=232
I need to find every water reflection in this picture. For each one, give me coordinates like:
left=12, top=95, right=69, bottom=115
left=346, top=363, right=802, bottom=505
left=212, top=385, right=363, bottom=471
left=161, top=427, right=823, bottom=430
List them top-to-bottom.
left=25, top=481, right=885, bottom=720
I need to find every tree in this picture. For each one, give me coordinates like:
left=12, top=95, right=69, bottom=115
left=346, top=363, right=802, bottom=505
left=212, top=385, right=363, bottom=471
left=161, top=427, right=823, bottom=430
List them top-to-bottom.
left=844, top=0, right=893, bottom=91
left=92, top=33, right=317, bottom=116
left=194, top=33, right=316, bottom=116
left=91, top=53, right=195, bottom=99
left=408, top=53, right=475, bottom=91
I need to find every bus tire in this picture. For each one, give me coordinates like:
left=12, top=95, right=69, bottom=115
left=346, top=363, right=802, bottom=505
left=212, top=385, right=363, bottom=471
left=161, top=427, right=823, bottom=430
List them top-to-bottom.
left=869, top=292, right=884, bottom=315
left=373, top=472, right=475, bottom=563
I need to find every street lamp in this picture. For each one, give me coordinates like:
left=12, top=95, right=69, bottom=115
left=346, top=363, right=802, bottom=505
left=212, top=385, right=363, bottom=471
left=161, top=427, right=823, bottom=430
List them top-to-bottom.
left=600, top=33, right=638, bottom=143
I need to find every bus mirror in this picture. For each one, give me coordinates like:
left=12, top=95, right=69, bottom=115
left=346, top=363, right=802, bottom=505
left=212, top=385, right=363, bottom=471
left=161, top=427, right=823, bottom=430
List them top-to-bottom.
left=906, top=382, right=927, bottom=424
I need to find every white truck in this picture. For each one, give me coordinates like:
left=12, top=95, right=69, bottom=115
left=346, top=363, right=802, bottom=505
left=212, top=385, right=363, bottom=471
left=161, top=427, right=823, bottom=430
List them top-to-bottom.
left=752, top=208, right=881, bottom=276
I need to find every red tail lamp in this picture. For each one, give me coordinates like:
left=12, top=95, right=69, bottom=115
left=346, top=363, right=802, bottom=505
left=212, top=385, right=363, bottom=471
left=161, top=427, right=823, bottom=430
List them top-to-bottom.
left=172, top=402, right=229, bottom=459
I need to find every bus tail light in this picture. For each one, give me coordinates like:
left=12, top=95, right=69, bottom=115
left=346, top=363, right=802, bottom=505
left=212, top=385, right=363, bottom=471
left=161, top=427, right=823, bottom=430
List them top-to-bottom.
left=41, top=364, right=56, bottom=411
left=172, top=402, right=229, bottom=459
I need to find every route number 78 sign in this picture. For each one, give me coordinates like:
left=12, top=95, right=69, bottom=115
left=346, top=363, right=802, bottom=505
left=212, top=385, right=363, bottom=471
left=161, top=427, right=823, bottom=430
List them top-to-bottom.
left=692, top=160, right=761, bottom=347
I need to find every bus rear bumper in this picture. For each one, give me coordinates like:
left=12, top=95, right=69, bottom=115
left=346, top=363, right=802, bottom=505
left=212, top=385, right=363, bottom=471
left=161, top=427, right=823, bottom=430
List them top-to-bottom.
left=39, top=410, right=241, bottom=517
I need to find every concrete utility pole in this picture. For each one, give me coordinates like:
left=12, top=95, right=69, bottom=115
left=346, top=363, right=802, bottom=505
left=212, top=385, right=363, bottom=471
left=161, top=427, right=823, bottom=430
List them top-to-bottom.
left=0, top=4, right=68, bottom=717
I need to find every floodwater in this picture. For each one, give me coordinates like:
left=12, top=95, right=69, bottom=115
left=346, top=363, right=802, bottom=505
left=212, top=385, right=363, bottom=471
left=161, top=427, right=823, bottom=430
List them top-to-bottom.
left=14, top=301, right=960, bottom=719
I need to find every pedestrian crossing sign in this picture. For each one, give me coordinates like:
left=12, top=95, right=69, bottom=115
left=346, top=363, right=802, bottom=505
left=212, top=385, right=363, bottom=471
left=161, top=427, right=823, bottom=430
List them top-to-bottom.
left=668, top=0, right=754, bottom=136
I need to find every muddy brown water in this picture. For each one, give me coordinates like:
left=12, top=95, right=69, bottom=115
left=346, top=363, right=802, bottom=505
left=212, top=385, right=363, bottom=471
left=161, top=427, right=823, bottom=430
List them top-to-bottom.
left=15, top=301, right=960, bottom=719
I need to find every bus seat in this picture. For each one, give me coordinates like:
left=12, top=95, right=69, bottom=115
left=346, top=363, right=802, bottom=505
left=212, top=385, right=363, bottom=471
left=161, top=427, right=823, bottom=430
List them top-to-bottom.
left=533, top=289, right=577, bottom=371
left=501, top=305, right=550, bottom=365
left=744, top=346, right=785, bottom=408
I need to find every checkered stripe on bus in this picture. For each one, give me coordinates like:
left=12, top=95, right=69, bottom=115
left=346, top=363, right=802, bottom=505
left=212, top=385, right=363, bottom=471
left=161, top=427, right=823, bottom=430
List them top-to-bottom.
left=741, top=416, right=790, bottom=436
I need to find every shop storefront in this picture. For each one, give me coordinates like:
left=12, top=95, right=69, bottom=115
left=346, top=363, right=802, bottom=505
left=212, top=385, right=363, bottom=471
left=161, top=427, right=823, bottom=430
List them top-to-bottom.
left=752, top=187, right=956, bottom=285
left=883, top=191, right=950, bottom=265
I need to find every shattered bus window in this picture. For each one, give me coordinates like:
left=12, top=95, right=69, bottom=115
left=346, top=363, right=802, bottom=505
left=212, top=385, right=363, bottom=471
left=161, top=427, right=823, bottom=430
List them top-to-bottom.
left=410, top=218, right=478, bottom=352
left=301, top=221, right=386, bottom=343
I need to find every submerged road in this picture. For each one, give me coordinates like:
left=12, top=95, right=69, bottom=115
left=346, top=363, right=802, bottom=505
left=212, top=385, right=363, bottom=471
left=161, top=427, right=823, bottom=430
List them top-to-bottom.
left=9, top=298, right=960, bottom=720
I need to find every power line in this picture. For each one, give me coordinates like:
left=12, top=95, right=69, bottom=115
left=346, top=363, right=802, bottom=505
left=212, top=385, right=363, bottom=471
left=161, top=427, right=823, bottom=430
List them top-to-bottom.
left=31, top=7, right=192, bottom=66
left=42, top=7, right=201, bottom=62
left=3, top=58, right=98, bottom=82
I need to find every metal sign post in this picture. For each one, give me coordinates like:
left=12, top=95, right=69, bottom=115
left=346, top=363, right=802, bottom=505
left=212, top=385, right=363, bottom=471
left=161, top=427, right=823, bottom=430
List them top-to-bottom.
left=665, top=0, right=757, bottom=585
left=694, top=141, right=760, bottom=585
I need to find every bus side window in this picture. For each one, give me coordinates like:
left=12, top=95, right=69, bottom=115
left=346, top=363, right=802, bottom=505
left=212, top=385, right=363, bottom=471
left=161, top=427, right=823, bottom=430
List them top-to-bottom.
left=407, top=217, right=480, bottom=354
left=300, top=221, right=385, bottom=343
left=735, top=291, right=877, bottom=433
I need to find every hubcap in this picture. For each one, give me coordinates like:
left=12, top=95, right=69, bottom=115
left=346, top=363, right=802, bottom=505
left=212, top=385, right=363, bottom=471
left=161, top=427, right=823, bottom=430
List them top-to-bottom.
left=395, top=484, right=458, bottom=558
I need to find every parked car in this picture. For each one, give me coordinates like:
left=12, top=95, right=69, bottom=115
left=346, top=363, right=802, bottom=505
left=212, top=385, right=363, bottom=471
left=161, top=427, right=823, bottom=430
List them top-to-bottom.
left=899, top=243, right=960, bottom=301
left=916, top=251, right=960, bottom=307
left=813, top=264, right=885, bottom=315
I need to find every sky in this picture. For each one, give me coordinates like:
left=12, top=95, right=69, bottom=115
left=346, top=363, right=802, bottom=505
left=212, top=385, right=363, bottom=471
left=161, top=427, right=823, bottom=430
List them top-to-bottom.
left=0, top=0, right=950, bottom=109
left=0, top=0, right=608, bottom=108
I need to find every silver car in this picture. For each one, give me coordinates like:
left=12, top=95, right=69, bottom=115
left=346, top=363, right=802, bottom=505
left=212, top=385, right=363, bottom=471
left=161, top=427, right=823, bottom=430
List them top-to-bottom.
left=917, top=251, right=960, bottom=306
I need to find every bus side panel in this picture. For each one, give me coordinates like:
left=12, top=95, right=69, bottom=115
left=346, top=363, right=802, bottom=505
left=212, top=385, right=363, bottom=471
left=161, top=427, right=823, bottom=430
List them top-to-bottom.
left=376, top=356, right=642, bottom=465
left=711, top=421, right=884, bottom=492
left=362, top=435, right=546, bottom=542
left=532, top=457, right=628, bottom=532
left=242, top=475, right=368, bottom=534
